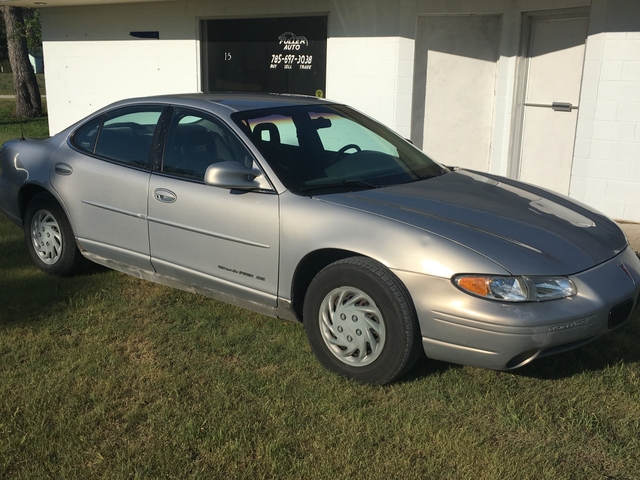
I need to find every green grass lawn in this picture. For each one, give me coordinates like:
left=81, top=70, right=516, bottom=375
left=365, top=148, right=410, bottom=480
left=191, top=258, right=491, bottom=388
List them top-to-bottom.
left=0, top=73, right=46, bottom=96
left=0, top=98, right=49, bottom=145
left=0, top=109, right=639, bottom=478
left=1, top=224, right=640, bottom=479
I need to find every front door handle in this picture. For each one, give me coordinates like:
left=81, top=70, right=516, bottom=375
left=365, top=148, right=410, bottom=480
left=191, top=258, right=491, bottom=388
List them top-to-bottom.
left=154, top=188, right=177, bottom=203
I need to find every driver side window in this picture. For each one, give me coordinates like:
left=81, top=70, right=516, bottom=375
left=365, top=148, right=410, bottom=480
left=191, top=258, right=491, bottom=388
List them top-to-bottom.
left=162, top=108, right=254, bottom=181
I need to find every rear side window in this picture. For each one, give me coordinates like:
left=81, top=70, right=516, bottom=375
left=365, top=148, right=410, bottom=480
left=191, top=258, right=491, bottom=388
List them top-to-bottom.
left=72, top=106, right=164, bottom=168
left=73, top=116, right=101, bottom=153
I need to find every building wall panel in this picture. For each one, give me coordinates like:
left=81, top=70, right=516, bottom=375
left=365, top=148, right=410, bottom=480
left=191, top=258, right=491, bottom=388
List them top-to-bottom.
left=39, top=0, right=640, bottom=221
left=570, top=0, right=640, bottom=222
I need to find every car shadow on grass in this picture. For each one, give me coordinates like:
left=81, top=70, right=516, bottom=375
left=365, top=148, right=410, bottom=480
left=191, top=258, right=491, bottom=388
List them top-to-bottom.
left=0, top=231, right=30, bottom=269
left=0, top=234, right=111, bottom=326
left=0, top=268, right=111, bottom=326
left=399, top=355, right=464, bottom=383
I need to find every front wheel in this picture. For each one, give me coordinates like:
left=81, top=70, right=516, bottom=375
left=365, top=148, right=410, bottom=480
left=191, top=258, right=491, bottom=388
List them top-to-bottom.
left=24, top=192, right=88, bottom=277
left=303, top=257, right=422, bottom=385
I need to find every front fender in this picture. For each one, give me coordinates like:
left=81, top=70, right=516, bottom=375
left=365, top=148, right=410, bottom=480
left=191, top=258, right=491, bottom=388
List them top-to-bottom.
left=278, top=192, right=508, bottom=302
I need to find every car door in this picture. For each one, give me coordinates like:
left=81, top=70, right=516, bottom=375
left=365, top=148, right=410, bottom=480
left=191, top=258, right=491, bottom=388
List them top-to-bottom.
left=50, top=105, right=165, bottom=270
left=147, top=107, right=280, bottom=306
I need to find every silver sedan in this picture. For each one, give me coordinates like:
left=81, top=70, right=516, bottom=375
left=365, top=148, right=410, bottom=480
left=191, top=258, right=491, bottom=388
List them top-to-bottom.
left=1, top=93, right=639, bottom=384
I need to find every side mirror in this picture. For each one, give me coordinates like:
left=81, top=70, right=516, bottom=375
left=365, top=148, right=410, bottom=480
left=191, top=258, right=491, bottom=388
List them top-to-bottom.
left=204, top=161, right=271, bottom=190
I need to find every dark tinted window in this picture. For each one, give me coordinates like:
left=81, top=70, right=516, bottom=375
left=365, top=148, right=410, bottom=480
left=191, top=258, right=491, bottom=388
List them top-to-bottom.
left=94, top=107, right=164, bottom=168
left=162, top=108, right=254, bottom=181
left=72, top=116, right=102, bottom=153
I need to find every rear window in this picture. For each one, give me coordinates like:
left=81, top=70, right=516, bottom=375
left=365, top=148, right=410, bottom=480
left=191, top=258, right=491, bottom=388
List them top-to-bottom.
left=72, top=116, right=101, bottom=153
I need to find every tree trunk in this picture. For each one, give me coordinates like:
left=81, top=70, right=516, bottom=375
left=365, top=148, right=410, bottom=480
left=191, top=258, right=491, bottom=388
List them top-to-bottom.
left=1, top=6, right=41, bottom=118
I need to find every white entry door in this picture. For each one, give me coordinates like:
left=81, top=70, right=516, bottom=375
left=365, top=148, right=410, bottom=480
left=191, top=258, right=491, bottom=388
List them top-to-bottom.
left=517, top=12, right=589, bottom=195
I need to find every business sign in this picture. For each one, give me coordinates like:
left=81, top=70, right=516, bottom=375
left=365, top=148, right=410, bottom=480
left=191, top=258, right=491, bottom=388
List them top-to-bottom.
left=202, top=16, right=327, bottom=97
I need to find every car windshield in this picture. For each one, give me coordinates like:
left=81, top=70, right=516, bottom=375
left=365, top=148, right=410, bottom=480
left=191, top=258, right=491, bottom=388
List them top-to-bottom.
left=232, top=104, right=448, bottom=194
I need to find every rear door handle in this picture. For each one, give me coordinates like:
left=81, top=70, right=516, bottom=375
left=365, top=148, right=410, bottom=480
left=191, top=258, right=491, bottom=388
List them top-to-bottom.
left=154, top=188, right=177, bottom=203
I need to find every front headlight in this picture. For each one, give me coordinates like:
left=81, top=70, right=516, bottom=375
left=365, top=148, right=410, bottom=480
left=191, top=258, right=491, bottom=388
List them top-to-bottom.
left=453, top=275, right=576, bottom=302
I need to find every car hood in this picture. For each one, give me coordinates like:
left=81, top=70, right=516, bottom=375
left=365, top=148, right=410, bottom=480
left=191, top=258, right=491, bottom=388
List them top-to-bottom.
left=317, top=169, right=627, bottom=275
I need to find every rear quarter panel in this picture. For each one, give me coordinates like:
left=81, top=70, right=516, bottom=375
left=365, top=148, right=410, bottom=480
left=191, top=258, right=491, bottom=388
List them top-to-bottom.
left=0, top=137, right=64, bottom=225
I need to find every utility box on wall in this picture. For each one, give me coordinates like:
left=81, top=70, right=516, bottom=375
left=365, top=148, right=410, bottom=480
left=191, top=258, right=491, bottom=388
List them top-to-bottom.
left=201, top=16, right=328, bottom=97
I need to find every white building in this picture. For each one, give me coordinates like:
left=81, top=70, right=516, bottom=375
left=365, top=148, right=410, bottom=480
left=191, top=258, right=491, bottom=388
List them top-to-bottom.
left=16, top=0, right=640, bottom=221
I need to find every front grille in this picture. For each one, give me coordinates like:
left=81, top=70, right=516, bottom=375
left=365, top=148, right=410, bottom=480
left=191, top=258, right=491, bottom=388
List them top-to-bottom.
left=608, top=300, right=634, bottom=329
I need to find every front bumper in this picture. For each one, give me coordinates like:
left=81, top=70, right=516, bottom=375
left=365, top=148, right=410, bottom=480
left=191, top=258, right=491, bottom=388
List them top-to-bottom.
left=394, top=246, right=640, bottom=370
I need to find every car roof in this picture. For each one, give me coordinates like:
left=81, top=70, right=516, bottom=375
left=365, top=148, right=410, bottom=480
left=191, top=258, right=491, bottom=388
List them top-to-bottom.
left=59, top=92, right=338, bottom=139
left=109, top=92, right=333, bottom=114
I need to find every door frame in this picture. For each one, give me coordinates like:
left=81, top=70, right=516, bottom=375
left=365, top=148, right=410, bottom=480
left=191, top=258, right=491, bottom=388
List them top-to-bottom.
left=508, top=7, right=590, bottom=181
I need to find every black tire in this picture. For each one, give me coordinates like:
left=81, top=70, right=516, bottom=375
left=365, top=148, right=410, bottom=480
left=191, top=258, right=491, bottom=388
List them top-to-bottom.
left=23, top=192, right=88, bottom=277
left=303, top=256, right=422, bottom=385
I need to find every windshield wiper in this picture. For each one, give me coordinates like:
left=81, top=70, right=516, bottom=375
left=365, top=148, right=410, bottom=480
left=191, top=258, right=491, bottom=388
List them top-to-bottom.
left=415, top=169, right=450, bottom=181
left=416, top=173, right=439, bottom=180
left=299, top=179, right=380, bottom=193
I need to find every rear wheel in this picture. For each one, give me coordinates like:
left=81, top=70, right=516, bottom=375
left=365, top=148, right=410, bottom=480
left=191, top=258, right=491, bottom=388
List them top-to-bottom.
left=24, top=192, right=88, bottom=276
left=303, top=256, right=422, bottom=385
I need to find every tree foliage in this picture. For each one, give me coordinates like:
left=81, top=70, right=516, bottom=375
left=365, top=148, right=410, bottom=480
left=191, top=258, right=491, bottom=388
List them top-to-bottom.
left=0, top=6, right=41, bottom=118
left=0, top=8, right=40, bottom=64
left=19, top=9, right=41, bottom=53
left=0, top=20, right=7, bottom=65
